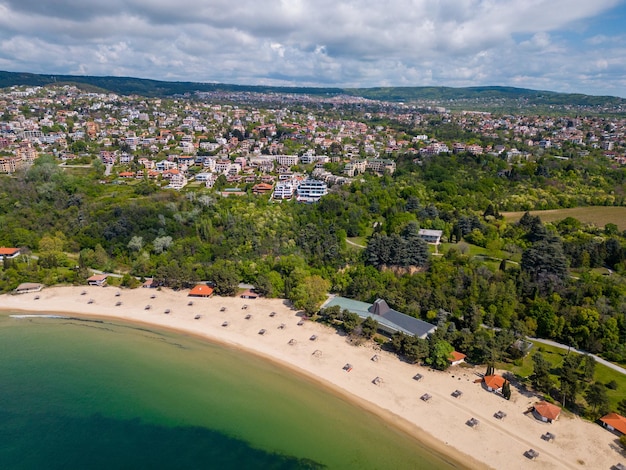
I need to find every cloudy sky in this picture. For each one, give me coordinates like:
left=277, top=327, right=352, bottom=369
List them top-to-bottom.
left=1, top=0, right=625, bottom=97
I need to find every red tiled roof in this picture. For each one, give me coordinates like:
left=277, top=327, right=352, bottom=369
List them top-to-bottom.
left=0, top=247, right=20, bottom=256
left=87, top=274, right=108, bottom=281
left=188, top=285, right=214, bottom=297
left=448, top=351, right=466, bottom=363
left=483, top=374, right=505, bottom=390
left=534, top=401, right=561, bottom=421
left=600, top=413, right=626, bottom=435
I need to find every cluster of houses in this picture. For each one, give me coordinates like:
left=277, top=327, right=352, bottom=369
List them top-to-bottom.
left=3, top=85, right=624, bottom=190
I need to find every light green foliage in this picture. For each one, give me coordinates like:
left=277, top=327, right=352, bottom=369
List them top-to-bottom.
left=289, top=275, right=330, bottom=316
left=426, top=339, right=454, bottom=371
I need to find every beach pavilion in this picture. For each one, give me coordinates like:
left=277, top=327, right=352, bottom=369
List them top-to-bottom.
left=87, top=274, right=108, bottom=286
left=13, top=282, right=43, bottom=294
left=188, top=285, right=215, bottom=298
left=321, top=296, right=436, bottom=339
left=483, top=374, right=506, bottom=393
left=533, top=401, right=561, bottom=423
left=600, top=413, right=626, bottom=436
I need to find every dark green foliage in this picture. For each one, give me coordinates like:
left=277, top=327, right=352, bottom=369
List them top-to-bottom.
left=365, top=223, right=430, bottom=269
left=521, top=236, right=569, bottom=295
left=360, top=316, right=379, bottom=339
left=389, top=332, right=429, bottom=364
left=531, top=351, right=553, bottom=393
left=559, top=354, right=583, bottom=406
left=502, top=380, right=511, bottom=400
left=606, top=380, right=619, bottom=391
left=585, top=383, right=609, bottom=417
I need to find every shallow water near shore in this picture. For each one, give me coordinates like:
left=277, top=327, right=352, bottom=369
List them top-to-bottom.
left=0, top=312, right=458, bottom=469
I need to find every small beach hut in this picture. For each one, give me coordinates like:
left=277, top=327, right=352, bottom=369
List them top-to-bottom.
left=87, top=274, right=108, bottom=286
left=14, top=283, right=43, bottom=294
left=240, top=290, right=258, bottom=299
left=448, top=351, right=466, bottom=366
left=483, top=374, right=506, bottom=393
left=533, top=401, right=561, bottom=423
left=494, top=410, right=507, bottom=420
left=600, top=413, right=626, bottom=436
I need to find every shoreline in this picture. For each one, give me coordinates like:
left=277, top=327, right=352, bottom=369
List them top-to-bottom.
left=2, top=285, right=624, bottom=469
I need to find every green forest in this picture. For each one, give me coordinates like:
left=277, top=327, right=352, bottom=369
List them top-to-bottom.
left=2, top=147, right=626, bottom=415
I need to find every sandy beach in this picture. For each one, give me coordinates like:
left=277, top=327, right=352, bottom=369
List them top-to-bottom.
left=2, top=285, right=624, bottom=470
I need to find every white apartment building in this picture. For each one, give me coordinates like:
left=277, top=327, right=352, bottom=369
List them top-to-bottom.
left=275, top=154, right=299, bottom=167
left=296, top=178, right=328, bottom=202
left=273, top=181, right=295, bottom=200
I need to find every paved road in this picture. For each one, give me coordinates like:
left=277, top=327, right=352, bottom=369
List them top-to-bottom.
left=346, top=239, right=365, bottom=248
left=530, top=336, right=626, bottom=375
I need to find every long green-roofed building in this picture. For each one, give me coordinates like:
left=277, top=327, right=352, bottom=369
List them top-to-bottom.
left=321, top=296, right=437, bottom=339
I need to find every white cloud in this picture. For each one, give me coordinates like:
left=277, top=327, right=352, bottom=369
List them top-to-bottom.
left=0, top=0, right=624, bottom=96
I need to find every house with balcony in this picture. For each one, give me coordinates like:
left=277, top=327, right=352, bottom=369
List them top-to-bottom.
left=296, top=178, right=328, bottom=203
left=273, top=181, right=295, bottom=200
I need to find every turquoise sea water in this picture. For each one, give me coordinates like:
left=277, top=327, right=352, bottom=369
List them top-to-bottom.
left=0, top=313, right=459, bottom=469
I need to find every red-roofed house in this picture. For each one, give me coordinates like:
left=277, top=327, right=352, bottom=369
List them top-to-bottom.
left=252, top=183, right=274, bottom=194
left=0, top=247, right=21, bottom=260
left=87, top=274, right=108, bottom=286
left=188, top=285, right=214, bottom=297
left=240, top=289, right=259, bottom=299
left=448, top=351, right=466, bottom=366
left=483, top=374, right=506, bottom=393
left=533, top=401, right=561, bottom=423
left=600, top=413, right=626, bottom=435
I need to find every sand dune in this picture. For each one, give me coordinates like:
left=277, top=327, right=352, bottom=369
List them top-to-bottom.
left=2, top=285, right=625, bottom=470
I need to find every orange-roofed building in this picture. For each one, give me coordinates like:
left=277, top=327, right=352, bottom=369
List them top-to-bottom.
left=252, top=183, right=273, bottom=194
left=0, top=247, right=21, bottom=260
left=87, top=274, right=108, bottom=286
left=188, top=285, right=214, bottom=297
left=448, top=351, right=466, bottom=366
left=483, top=374, right=506, bottom=393
left=533, top=401, right=561, bottom=423
left=600, top=413, right=626, bottom=435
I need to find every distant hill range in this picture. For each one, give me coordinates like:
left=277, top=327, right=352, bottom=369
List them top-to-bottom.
left=2, top=70, right=625, bottom=111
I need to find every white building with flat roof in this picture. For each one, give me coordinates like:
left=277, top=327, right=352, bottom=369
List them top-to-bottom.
left=296, top=178, right=328, bottom=202
left=273, top=181, right=295, bottom=200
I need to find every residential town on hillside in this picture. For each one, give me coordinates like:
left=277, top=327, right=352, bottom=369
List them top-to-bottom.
left=1, top=84, right=625, bottom=199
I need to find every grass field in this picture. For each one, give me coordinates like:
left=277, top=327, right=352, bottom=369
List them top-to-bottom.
left=502, top=206, right=626, bottom=231
left=498, top=341, right=626, bottom=412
